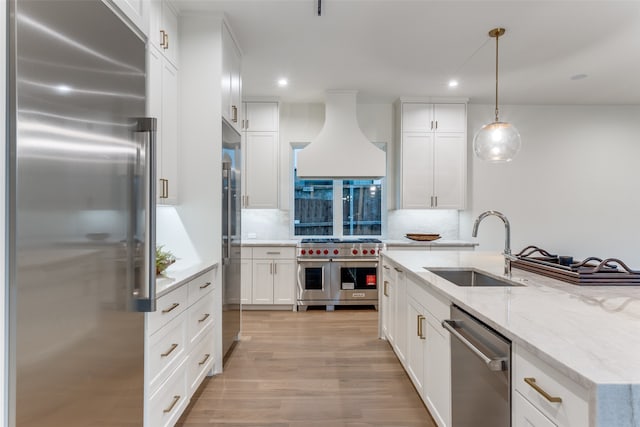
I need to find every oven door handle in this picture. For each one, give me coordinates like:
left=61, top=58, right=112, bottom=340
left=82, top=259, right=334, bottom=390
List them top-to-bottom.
left=330, top=258, right=378, bottom=263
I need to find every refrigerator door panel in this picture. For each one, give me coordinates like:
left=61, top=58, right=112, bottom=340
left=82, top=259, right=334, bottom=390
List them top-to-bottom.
left=9, top=1, right=147, bottom=425
left=221, top=120, right=241, bottom=358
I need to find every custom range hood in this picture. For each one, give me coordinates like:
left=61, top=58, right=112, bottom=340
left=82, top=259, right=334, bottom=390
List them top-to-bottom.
left=296, top=90, right=386, bottom=179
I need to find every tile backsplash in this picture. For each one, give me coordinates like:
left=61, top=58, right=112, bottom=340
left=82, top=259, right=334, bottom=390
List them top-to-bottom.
left=241, top=208, right=459, bottom=240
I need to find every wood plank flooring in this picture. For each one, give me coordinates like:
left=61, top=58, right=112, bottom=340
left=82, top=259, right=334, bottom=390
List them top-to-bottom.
left=177, top=308, right=436, bottom=427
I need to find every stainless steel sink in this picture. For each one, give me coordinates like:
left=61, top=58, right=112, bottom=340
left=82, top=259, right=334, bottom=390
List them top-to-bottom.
left=425, top=268, right=524, bottom=287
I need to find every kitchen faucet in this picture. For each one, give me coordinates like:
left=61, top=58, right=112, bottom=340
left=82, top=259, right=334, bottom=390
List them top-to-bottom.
left=472, top=210, right=515, bottom=277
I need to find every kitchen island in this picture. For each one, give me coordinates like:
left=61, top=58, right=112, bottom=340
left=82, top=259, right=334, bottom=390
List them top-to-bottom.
left=380, top=250, right=640, bottom=427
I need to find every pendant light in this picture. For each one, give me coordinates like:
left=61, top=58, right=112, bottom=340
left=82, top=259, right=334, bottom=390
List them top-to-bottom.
left=473, top=28, right=521, bottom=163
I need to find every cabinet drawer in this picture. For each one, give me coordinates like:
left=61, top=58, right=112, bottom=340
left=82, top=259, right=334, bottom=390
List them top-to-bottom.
left=252, top=246, right=295, bottom=259
left=187, top=270, right=215, bottom=306
left=407, top=276, right=449, bottom=323
left=148, top=284, right=188, bottom=335
left=188, top=293, right=214, bottom=345
left=148, top=311, right=188, bottom=393
left=188, top=331, right=214, bottom=398
left=513, top=345, right=588, bottom=427
left=148, top=357, right=188, bottom=427
left=514, top=390, right=557, bottom=427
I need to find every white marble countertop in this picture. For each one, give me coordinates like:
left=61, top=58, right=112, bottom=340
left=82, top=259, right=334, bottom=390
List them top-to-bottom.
left=241, top=239, right=298, bottom=247
left=384, top=239, right=477, bottom=247
left=381, top=250, right=640, bottom=389
left=156, top=260, right=218, bottom=297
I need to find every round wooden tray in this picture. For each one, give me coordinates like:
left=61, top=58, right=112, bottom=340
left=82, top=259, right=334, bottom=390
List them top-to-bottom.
left=405, top=233, right=441, bottom=241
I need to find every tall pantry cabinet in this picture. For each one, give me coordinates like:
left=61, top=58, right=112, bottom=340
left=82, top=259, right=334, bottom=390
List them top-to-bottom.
left=147, top=0, right=180, bottom=204
left=395, top=99, right=468, bottom=209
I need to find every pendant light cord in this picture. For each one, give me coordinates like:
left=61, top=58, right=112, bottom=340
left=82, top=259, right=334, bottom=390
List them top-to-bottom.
left=494, top=32, right=500, bottom=122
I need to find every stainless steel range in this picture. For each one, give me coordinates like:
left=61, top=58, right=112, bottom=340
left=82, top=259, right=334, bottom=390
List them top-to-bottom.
left=297, top=238, right=383, bottom=310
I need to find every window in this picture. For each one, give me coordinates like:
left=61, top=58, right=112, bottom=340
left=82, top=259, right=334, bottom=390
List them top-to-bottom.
left=293, top=148, right=383, bottom=236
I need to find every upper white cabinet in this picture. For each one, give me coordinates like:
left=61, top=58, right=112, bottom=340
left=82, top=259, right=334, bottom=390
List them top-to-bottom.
left=110, top=0, right=149, bottom=36
left=149, top=0, right=179, bottom=67
left=222, top=24, right=242, bottom=133
left=147, top=42, right=179, bottom=204
left=396, top=100, right=467, bottom=209
left=242, top=102, right=279, bottom=209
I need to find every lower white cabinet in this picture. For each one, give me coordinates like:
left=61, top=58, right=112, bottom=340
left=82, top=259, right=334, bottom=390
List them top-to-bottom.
left=242, top=246, right=296, bottom=308
left=381, top=255, right=451, bottom=427
left=146, top=268, right=216, bottom=426
left=512, top=344, right=588, bottom=427
left=514, top=391, right=557, bottom=427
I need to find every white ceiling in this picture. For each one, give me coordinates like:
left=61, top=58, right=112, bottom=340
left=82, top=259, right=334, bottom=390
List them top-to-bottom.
left=175, top=0, right=640, bottom=104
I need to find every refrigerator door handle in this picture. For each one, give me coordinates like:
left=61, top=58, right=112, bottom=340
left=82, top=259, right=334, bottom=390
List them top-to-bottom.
left=134, top=117, right=157, bottom=312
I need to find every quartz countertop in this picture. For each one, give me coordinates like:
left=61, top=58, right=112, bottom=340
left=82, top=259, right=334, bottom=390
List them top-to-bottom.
left=381, top=250, right=640, bottom=390
left=156, top=261, right=218, bottom=297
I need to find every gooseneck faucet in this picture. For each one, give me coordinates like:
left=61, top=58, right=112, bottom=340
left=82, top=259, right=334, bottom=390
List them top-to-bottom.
left=472, top=210, right=515, bottom=277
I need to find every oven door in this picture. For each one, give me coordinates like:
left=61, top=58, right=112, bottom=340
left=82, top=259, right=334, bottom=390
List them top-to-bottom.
left=330, top=259, right=379, bottom=304
left=297, top=260, right=332, bottom=304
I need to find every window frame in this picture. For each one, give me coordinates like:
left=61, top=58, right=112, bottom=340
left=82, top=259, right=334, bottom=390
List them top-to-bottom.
left=290, top=143, right=386, bottom=238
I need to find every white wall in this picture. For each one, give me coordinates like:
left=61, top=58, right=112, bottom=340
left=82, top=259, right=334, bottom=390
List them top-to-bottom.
left=461, top=104, right=640, bottom=266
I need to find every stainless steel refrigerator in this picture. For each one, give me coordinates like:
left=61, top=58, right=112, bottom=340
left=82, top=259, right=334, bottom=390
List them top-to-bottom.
left=7, top=1, right=155, bottom=425
left=221, top=120, right=241, bottom=358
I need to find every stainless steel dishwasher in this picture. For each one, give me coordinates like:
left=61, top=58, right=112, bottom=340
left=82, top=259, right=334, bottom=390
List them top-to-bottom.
left=442, top=305, right=511, bottom=427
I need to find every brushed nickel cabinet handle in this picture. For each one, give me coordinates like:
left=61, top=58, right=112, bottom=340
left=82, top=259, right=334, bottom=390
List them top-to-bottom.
left=164, top=32, right=169, bottom=49
left=231, top=105, right=238, bottom=123
left=246, top=119, right=249, bottom=129
left=430, top=120, right=434, bottom=130
left=435, top=120, right=438, bottom=129
left=164, top=179, right=169, bottom=198
left=434, top=196, right=438, bottom=207
left=266, top=251, right=281, bottom=255
left=269, top=263, right=273, bottom=274
left=274, top=263, right=277, bottom=275
left=383, top=265, right=390, bottom=270
left=394, top=267, right=403, bottom=273
left=383, top=280, right=389, bottom=297
left=199, top=281, right=212, bottom=289
left=161, top=302, right=179, bottom=313
left=198, top=313, right=210, bottom=323
left=417, top=315, right=426, bottom=339
left=161, top=343, right=178, bottom=357
left=198, top=353, right=211, bottom=366
left=524, top=377, right=563, bottom=403
left=163, top=395, right=180, bottom=413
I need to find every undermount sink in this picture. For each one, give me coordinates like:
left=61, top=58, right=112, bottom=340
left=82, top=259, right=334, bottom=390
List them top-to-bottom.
left=425, top=268, right=524, bottom=287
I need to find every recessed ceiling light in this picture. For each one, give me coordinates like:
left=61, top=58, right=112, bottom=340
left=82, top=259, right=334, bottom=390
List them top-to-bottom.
left=570, top=74, right=588, bottom=81
left=277, top=78, right=288, bottom=87
left=448, top=80, right=459, bottom=88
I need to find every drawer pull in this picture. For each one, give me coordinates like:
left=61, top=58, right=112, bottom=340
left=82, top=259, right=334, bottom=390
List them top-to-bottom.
left=266, top=251, right=281, bottom=255
left=383, top=265, right=390, bottom=270
left=394, top=267, right=403, bottom=273
left=383, top=280, right=389, bottom=297
left=199, top=281, right=212, bottom=289
left=161, top=302, right=180, bottom=314
left=198, top=313, right=210, bottom=323
left=417, top=315, right=426, bottom=339
left=161, top=343, right=178, bottom=357
left=198, top=353, right=211, bottom=366
left=524, top=377, right=563, bottom=403
left=163, top=395, right=181, bottom=413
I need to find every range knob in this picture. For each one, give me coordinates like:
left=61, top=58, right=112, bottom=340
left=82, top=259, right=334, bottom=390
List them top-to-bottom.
left=301, top=249, right=307, bottom=255
left=323, top=249, right=329, bottom=255
left=333, top=249, right=339, bottom=255
left=352, top=249, right=358, bottom=255
left=363, top=249, right=369, bottom=255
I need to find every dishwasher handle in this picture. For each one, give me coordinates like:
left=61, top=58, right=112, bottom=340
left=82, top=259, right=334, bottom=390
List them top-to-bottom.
left=442, top=319, right=507, bottom=372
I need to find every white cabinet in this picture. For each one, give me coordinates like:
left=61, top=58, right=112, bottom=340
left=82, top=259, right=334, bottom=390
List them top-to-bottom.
left=110, top=0, right=149, bottom=36
left=149, top=0, right=179, bottom=67
left=222, top=23, right=242, bottom=133
left=147, top=46, right=179, bottom=204
left=396, top=100, right=467, bottom=209
left=242, top=102, right=279, bottom=209
left=244, top=246, right=296, bottom=308
left=240, top=247, right=253, bottom=304
left=381, top=260, right=407, bottom=365
left=380, top=264, right=395, bottom=345
left=145, top=268, right=216, bottom=426
left=406, top=295, right=426, bottom=395
left=423, top=315, right=451, bottom=427
left=512, top=344, right=589, bottom=427
left=514, top=391, right=557, bottom=427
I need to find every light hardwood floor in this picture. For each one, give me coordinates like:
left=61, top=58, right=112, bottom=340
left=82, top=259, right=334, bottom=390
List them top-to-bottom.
left=177, top=308, right=437, bottom=427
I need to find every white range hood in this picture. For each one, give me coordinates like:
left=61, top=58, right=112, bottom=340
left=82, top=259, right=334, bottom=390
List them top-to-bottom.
left=296, top=90, right=386, bottom=179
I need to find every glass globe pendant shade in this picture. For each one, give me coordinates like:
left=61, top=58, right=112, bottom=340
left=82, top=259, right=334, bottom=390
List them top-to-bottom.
left=473, top=121, right=521, bottom=163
